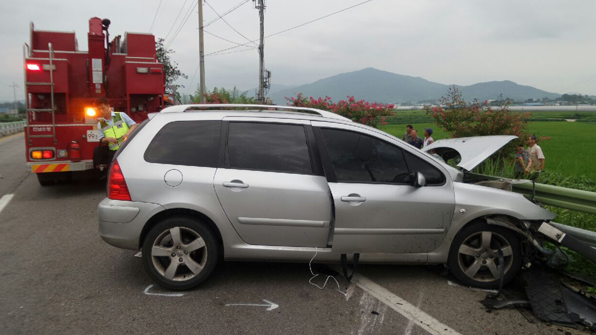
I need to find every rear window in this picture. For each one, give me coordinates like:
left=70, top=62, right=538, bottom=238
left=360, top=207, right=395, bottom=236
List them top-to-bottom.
left=144, top=121, right=221, bottom=167
left=226, top=122, right=313, bottom=175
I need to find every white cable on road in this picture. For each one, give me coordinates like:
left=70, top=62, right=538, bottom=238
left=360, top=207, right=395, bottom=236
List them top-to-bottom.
left=0, top=194, right=14, bottom=215
left=308, top=248, right=347, bottom=297
left=353, top=274, right=461, bottom=335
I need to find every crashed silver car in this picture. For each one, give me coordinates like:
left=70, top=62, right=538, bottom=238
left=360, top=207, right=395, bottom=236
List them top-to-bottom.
left=99, top=104, right=562, bottom=291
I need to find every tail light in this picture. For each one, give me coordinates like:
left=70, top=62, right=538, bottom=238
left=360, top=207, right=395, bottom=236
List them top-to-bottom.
left=27, top=63, right=41, bottom=71
left=30, top=150, right=55, bottom=159
left=31, top=150, right=43, bottom=159
left=42, top=150, right=54, bottom=159
left=107, top=160, right=132, bottom=201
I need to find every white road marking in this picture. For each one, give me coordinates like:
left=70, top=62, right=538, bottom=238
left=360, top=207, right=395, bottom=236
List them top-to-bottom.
left=0, top=194, right=14, bottom=215
left=353, top=274, right=461, bottom=335
left=143, top=284, right=184, bottom=297
left=404, top=291, right=425, bottom=335
left=357, top=292, right=389, bottom=335
left=225, top=299, right=279, bottom=311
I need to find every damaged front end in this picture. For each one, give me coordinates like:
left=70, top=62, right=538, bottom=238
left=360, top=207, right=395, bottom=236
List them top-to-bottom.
left=424, top=136, right=596, bottom=329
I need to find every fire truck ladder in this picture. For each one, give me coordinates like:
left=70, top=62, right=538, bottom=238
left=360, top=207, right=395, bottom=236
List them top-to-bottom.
left=25, top=43, right=57, bottom=145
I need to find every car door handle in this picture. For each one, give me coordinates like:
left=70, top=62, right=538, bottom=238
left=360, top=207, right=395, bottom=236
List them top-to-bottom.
left=223, top=180, right=249, bottom=189
left=341, top=196, right=366, bottom=203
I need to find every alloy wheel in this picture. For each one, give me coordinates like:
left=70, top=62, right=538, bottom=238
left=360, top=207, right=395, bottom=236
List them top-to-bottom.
left=151, top=226, right=208, bottom=282
left=457, top=231, right=514, bottom=282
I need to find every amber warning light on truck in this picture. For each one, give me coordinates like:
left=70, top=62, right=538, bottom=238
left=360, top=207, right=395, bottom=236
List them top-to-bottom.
left=85, top=107, right=97, bottom=117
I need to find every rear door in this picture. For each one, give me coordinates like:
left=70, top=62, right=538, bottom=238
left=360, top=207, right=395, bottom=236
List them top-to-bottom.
left=213, top=118, right=333, bottom=247
left=313, top=121, right=455, bottom=254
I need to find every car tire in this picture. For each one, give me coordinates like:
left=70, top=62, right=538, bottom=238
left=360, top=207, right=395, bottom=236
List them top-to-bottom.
left=142, top=217, right=219, bottom=291
left=448, top=221, right=522, bottom=289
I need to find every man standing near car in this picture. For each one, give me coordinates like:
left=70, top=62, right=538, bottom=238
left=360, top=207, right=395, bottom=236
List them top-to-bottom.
left=93, top=97, right=138, bottom=171
left=402, top=125, right=413, bottom=142
left=408, top=129, right=424, bottom=149
left=525, top=135, right=545, bottom=175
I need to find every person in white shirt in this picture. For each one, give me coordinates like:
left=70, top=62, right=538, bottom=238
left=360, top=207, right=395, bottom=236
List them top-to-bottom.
left=423, top=128, right=434, bottom=148
left=525, top=135, right=545, bottom=174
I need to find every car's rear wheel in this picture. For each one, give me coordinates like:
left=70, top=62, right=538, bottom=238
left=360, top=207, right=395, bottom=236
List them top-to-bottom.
left=142, top=217, right=219, bottom=291
left=448, top=221, right=522, bottom=289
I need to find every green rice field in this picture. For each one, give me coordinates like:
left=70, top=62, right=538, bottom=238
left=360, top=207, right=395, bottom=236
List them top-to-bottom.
left=381, top=120, right=596, bottom=181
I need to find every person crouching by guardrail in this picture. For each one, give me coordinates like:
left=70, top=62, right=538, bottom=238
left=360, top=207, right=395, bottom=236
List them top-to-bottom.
left=525, top=134, right=545, bottom=176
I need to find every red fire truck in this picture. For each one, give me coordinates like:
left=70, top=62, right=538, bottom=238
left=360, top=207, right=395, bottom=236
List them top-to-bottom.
left=23, top=17, right=166, bottom=185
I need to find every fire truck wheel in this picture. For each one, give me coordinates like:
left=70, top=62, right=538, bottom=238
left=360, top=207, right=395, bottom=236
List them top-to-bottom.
left=37, top=174, right=56, bottom=186
left=142, top=217, right=219, bottom=291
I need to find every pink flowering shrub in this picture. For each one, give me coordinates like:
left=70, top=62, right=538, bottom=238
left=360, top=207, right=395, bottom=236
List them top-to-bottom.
left=427, top=87, right=530, bottom=147
left=286, top=94, right=395, bottom=128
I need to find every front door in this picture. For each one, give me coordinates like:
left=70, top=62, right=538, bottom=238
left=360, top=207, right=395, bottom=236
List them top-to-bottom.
left=214, top=120, right=332, bottom=247
left=313, top=123, right=455, bottom=254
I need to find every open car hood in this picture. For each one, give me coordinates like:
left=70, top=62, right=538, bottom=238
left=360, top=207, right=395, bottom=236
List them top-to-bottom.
left=422, top=135, right=517, bottom=171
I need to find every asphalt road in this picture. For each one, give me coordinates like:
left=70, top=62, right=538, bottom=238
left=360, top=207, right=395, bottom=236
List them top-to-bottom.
left=0, top=133, right=588, bottom=335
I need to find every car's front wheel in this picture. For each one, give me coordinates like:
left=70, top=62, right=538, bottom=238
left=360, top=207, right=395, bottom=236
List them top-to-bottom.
left=142, top=217, right=219, bottom=291
left=448, top=221, right=522, bottom=289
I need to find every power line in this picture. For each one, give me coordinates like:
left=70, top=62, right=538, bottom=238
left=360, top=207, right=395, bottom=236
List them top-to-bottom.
left=149, top=0, right=164, bottom=32
left=163, top=0, right=190, bottom=40
left=165, top=0, right=199, bottom=49
left=203, top=0, right=250, bottom=28
left=204, top=0, right=257, bottom=46
left=205, top=0, right=375, bottom=56
left=266, top=0, right=374, bottom=39
left=204, top=30, right=244, bottom=46
left=186, top=46, right=257, bottom=95
left=207, top=47, right=257, bottom=57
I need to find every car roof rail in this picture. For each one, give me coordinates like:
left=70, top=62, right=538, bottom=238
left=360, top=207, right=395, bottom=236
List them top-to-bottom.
left=159, top=104, right=351, bottom=122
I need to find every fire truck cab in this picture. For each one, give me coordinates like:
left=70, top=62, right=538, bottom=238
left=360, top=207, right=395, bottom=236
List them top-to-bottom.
left=24, top=17, right=165, bottom=185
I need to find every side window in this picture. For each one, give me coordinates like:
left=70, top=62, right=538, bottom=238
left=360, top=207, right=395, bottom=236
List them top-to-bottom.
left=144, top=121, right=221, bottom=167
left=227, top=122, right=313, bottom=175
left=321, top=128, right=409, bottom=183
left=404, top=151, right=445, bottom=185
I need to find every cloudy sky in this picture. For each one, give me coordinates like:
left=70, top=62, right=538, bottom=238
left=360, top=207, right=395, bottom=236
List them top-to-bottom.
left=1, top=0, right=595, bottom=102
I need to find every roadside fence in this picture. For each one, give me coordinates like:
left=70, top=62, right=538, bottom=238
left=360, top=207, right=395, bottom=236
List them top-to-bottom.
left=0, top=121, right=26, bottom=137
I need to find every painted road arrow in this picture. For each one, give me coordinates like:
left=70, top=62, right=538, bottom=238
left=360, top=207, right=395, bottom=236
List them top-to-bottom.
left=225, top=299, right=279, bottom=311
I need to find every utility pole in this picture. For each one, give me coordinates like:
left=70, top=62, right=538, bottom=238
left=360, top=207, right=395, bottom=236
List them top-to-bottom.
left=198, top=0, right=206, bottom=103
left=256, top=0, right=265, bottom=103
left=11, top=81, right=19, bottom=114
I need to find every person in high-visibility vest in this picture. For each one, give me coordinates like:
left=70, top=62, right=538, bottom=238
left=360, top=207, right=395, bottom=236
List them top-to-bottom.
left=96, top=97, right=138, bottom=151
left=93, top=98, right=138, bottom=175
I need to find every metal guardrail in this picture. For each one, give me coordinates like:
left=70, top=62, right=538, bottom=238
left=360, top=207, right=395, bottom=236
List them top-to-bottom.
left=0, top=121, right=26, bottom=136
left=513, top=182, right=596, bottom=215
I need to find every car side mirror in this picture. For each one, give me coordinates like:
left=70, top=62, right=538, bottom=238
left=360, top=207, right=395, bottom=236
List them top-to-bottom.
left=410, top=172, right=427, bottom=187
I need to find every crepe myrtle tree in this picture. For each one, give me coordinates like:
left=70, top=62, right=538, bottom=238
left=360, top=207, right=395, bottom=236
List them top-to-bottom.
left=427, top=86, right=530, bottom=149
left=286, top=94, right=395, bottom=128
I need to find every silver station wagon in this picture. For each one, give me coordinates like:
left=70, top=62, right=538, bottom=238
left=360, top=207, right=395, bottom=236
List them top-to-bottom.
left=98, top=104, right=557, bottom=291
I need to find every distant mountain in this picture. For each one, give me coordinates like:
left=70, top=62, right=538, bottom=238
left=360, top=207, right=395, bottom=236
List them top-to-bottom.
left=269, top=68, right=560, bottom=104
